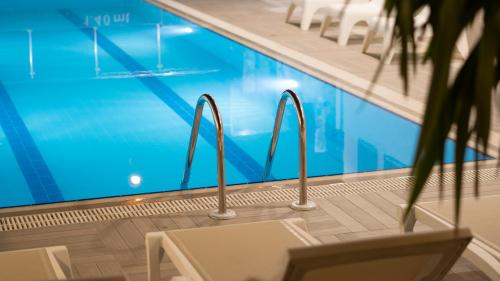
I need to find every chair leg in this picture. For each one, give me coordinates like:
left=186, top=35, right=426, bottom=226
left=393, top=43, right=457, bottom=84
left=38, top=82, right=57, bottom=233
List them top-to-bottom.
left=285, top=3, right=296, bottom=23
left=300, top=4, right=317, bottom=30
left=319, top=16, right=332, bottom=37
left=337, top=18, right=356, bottom=46
left=381, top=29, right=394, bottom=63
left=362, top=30, right=375, bottom=53
left=384, top=47, right=396, bottom=64
left=403, top=207, right=417, bottom=233
left=146, top=232, right=166, bottom=281
left=47, top=246, right=73, bottom=279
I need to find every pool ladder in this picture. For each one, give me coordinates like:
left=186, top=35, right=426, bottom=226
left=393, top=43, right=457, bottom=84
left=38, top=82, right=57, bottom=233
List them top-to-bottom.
left=181, top=90, right=315, bottom=220
left=264, top=90, right=316, bottom=211
left=180, top=94, right=236, bottom=220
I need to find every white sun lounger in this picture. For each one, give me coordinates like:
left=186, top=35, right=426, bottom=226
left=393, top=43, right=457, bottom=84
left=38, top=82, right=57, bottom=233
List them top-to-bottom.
left=319, top=0, right=384, bottom=46
left=402, top=195, right=500, bottom=281
left=146, top=218, right=471, bottom=281
left=0, top=246, right=73, bottom=281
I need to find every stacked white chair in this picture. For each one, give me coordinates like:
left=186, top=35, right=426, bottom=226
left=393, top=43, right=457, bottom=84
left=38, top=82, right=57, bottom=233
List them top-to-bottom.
left=286, top=0, right=354, bottom=31
left=319, top=0, right=385, bottom=46
left=361, top=7, right=470, bottom=63
left=362, top=7, right=430, bottom=63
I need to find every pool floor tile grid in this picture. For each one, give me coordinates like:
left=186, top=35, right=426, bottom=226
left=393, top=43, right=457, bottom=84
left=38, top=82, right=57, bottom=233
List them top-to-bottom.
left=58, top=9, right=265, bottom=183
left=0, top=83, right=63, bottom=204
left=2, top=167, right=499, bottom=232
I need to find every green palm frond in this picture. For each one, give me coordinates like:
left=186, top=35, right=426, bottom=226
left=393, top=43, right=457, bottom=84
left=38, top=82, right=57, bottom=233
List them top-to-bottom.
left=383, top=0, right=500, bottom=225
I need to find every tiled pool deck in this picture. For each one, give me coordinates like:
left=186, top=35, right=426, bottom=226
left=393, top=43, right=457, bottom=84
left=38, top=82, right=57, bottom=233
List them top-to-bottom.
left=0, top=0, right=499, bottom=280
left=1, top=175, right=499, bottom=281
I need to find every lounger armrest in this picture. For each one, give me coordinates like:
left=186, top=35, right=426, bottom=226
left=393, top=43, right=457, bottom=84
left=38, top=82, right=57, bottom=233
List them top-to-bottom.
left=399, top=199, right=500, bottom=281
left=398, top=204, right=417, bottom=233
left=282, top=218, right=321, bottom=245
left=283, top=218, right=308, bottom=231
left=146, top=219, right=319, bottom=281
left=146, top=232, right=204, bottom=281
left=46, top=246, right=73, bottom=280
left=170, top=276, right=193, bottom=281
left=69, top=277, right=128, bottom=281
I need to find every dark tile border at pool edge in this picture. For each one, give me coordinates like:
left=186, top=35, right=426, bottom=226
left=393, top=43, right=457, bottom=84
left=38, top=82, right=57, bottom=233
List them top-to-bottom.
left=0, top=83, right=63, bottom=204
left=1, top=158, right=497, bottom=211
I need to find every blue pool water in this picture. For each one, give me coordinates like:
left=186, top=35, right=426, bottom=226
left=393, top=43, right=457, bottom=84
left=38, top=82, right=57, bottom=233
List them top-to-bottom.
left=0, top=0, right=488, bottom=208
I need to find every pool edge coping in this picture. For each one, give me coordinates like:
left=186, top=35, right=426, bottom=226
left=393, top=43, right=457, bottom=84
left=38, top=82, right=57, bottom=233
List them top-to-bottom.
left=1, top=159, right=496, bottom=216
left=2, top=164, right=499, bottom=231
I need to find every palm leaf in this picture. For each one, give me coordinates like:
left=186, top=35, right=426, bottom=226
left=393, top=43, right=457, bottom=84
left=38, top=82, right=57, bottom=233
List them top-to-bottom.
left=379, top=0, right=500, bottom=225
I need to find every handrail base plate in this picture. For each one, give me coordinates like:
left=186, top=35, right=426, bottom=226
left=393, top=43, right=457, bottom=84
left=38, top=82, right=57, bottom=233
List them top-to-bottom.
left=291, top=200, right=316, bottom=211
left=209, top=209, right=237, bottom=220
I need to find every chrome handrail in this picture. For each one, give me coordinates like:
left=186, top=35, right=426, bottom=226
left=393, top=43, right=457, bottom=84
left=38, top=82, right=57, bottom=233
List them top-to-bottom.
left=264, top=89, right=316, bottom=211
left=181, top=94, right=236, bottom=220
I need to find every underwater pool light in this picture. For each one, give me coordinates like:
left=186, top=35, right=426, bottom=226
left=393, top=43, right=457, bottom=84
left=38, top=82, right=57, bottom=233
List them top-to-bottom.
left=129, top=174, right=142, bottom=187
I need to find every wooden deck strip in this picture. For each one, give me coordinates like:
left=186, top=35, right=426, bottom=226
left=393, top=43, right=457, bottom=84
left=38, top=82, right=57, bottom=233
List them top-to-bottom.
left=360, top=192, right=401, bottom=220
left=344, top=194, right=400, bottom=228
left=326, top=195, right=387, bottom=230
left=315, top=198, right=368, bottom=232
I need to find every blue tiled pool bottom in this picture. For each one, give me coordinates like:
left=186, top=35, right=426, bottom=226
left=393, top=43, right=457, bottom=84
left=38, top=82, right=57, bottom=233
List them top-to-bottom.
left=0, top=0, right=490, bottom=208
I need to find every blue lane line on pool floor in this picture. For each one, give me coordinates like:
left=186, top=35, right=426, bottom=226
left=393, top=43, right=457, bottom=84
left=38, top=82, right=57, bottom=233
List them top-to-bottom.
left=59, top=9, right=265, bottom=184
left=0, top=83, right=63, bottom=204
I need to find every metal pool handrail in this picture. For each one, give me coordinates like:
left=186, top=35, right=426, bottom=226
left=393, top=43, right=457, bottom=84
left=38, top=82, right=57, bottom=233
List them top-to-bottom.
left=263, top=89, right=316, bottom=211
left=181, top=94, right=236, bottom=220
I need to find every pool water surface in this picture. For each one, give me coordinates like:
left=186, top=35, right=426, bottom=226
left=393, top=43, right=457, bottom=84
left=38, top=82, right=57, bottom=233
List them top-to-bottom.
left=0, top=0, right=488, bottom=208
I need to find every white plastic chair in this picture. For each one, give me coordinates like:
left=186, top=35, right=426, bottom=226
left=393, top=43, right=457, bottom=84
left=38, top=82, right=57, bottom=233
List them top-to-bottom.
left=286, top=0, right=359, bottom=31
left=319, top=0, right=385, bottom=46
left=362, top=7, right=470, bottom=63
left=362, top=7, right=430, bottom=63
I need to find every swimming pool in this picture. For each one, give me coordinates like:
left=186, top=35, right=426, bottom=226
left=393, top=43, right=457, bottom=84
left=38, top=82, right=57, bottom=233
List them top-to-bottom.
left=0, top=0, right=487, bottom=208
